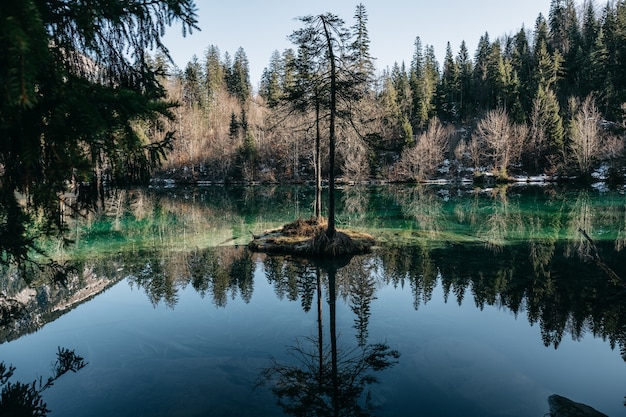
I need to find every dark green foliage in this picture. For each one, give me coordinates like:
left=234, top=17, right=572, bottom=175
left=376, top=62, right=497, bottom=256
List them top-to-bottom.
left=0, top=0, right=197, bottom=270
left=351, top=3, right=376, bottom=88
left=509, top=27, right=534, bottom=118
left=472, top=32, right=492, bottom=110
left=455, top=41, right=474, bottom=122
left=438, top=42, right=460, bottom=122
left=203, top=45, right=225, bottom=101
left=226, top=47, right=251, bottom=103
left=260, top=50, right=285, bottom=108
left=183, top=55, right=204, bottom=107
left=540, top=86, right=565, bottom=155
left=229, top=112, right=240, bottom=139
left=242, top=132, right=258, bottom=162
left=126, top=246, right=256, bottom=308
left=0, top=347, right=87, bottom=416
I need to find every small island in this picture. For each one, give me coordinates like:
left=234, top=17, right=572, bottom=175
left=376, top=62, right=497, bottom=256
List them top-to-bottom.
left=248, top=217, right=376, bottom=257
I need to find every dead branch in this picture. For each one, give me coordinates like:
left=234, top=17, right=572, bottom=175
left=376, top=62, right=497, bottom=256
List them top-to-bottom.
left=578, top=228, right=626, bottom=289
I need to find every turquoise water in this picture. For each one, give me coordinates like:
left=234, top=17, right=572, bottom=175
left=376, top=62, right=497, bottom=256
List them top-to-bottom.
left=1, top=184, right=625, bottom=416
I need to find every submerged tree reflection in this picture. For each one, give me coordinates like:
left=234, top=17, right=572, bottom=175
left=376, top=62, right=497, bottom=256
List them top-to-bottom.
left=5, top=184, right=626, bottom=389
left=256, top=237, right=626, bottom=362
left=379, top=240, right=626, bottom=356
left=126, top=246, right=255, bottom=308
left=260, top=256, right=400, bottom=417
left=261, top=337, right=400, bottom=417
left=0, top=347, right=86, bottom=416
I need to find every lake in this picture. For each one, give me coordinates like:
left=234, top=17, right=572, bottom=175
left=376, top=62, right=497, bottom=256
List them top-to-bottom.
left=1, top=184, right=625, bottom=416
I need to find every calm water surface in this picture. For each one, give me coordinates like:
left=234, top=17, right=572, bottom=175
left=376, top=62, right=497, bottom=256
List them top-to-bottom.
left=1, top=184, right=626, bottom=416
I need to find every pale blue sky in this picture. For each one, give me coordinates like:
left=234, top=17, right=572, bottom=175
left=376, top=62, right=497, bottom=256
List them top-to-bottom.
left=162, top=0, right=551, bottom=87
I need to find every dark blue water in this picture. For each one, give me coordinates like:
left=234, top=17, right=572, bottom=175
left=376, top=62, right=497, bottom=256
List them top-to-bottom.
left=1, top=185, right=625, bottom=416
left=2, top=247, right=624, bottom=417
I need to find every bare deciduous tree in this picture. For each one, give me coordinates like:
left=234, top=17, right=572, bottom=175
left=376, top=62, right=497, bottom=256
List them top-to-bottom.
left=567, top=95, right=603, bottom=176
left=526, top=96, right=552, bottom=174
left=471, top=107, right=523, bottom=179
left=399, top=117, right=452, bottom=181
left=341, top=135, right=370, bottom=183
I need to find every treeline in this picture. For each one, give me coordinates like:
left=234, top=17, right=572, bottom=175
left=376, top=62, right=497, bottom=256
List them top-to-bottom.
left=156, top=0, right=626, bottom=184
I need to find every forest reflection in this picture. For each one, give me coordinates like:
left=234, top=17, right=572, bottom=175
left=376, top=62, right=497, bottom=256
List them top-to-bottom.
left=47, top=184, right=626, bottom=257
left=2, top=185, right=625, bottom=355
left=113, top=235, right=626, bottom=363
left=126, top=246, right=255, bottom=308
left=260, top=257, right=400, bottom=417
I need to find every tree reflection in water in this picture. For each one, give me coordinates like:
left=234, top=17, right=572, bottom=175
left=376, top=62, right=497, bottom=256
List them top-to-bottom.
left=4, top=185, right=626, bottom=412
left=118, top=235, right=625, bottom=365
left=126, top=246, right=255, bottom=308
left=259, top=256, right=400, bottom=417
left=0, top=347, right=86, bottom=416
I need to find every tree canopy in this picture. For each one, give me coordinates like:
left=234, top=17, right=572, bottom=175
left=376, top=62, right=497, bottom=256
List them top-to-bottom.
left=0, top=0, right=198, bottom=274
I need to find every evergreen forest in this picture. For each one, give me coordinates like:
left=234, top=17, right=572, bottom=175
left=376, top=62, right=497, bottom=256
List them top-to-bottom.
left=157, top=0, right=626, bottom=185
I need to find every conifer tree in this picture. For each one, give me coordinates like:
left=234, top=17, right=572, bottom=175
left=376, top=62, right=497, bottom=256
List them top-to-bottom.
left=0, top=0, right=198, bottom=272
left=548, top=0, right=578, bottom=55
left=550, top=0, right=582, bottom=102
left=608, top=1, right=626, bottom=116
left=579, top=2, right=600, bottom=97
left=351, top=3, right=376, bottom=88
left=288, top=12, right=367, bottom=244
left=317, top=13, right=359, bottom=240
left=534, top=14, right=551, bottom=53
left=288, top=20, right=327, bottom=219
left=511, top=26, right=534, bottom=116
left=473, top=32, right=492, bottom=110
left=409, top=37, right=426, bottom=128
left=409, top=38, right=439, bottom=129
left=486, top=39, right=508, bottom=108
left=534, top=40, right=562, bottom=94
left=455, top=41, right=474, bottom=122
left=438, top=42, right=460, bottom=122
left=204, top=45, right=225, bottom=102
left=423, top=46, right=440, bottom=121
left=228, top=47, right=252, bottom=103
left=281, top=49, right=297, bottom=94
left=260, top=50, right=284, bottom=108
left=183, top=55, right=204, bottom=107
left=392, top=62, right=412, bottom=126
left=376, top=70, right=406, bottom=149
left=379, top=72, right=401, bottom=121
left=535, top=85, right=565, bottom=168
left=229, top=112, right=241, bottom=140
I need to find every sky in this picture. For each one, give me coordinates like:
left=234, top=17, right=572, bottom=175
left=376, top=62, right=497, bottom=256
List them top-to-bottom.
left=162, top=0, right=551, bottom=88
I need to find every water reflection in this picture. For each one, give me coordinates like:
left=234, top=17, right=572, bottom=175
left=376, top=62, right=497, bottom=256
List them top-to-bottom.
left=2, top=184, right=626, bottom=415
left=4, top=184, right=625, bottom=356
left=395, top=185, right=447, bottom=238
left=342, top=186, right=369, bottom=225
left=105, top=243, right=624, bottom=413
left=126, top=246, right=255, bottom=308
left=259, top=256, right=399, bottom=417
left=0, top=347, right=86, bottom=416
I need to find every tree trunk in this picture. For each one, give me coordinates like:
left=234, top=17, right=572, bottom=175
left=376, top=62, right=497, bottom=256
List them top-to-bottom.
left=321, top=16, right=337, bottom=239
left=315, top=99, right=322, bottom=220
left=328, top=266, right=339, bottom=417
left=316, top=268, right=323, bottom=386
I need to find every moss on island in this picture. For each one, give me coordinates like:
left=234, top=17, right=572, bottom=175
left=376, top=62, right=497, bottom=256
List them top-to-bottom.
left=248, top=218, right=376, bottom=257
